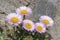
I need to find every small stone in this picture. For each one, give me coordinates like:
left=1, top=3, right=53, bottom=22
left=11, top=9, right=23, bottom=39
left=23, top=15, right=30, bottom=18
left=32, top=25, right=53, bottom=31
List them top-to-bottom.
left=24, top=35, right=33, bottom=40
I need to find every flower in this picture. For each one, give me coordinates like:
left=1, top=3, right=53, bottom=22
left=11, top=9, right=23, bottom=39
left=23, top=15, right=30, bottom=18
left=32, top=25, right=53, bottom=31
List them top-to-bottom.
left=16, top=6, right=32, bottom=16
left=6, top=13, right=22, bottom=26
left=39, top=15, right=54, bottom=27
left=23, top=20, right=35, bottom=32
left=35, top=23, right=46, bottom=33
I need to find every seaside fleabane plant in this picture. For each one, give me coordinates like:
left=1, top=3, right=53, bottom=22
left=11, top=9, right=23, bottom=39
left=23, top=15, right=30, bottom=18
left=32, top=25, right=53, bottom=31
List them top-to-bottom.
left=5, top=6, right=54, bottom=40
left=16, top=6, right=32, bottom=16
left=6, top=13, right=22, bottom=26
left=39, top=15, right=54, bottom=27
left=23, top=19, right=35, bottom=32
left=35, top=23, right=46, bottom=33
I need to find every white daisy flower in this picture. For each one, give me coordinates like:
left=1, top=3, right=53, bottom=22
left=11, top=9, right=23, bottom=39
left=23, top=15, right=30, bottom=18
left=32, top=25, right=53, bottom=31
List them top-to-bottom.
left=16, top=6, right=32, bottom=16
left=6, top=13, right=22, bottom=26
left=39, top=15, right=54, bottom=27
left=23, top=19, right=35, bottom=32
left=35, top=23, right=46, bottom=33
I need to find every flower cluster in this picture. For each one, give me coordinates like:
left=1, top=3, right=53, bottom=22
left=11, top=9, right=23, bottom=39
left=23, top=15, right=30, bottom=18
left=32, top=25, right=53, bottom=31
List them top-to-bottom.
left=6, top=6, right=54, bottom=40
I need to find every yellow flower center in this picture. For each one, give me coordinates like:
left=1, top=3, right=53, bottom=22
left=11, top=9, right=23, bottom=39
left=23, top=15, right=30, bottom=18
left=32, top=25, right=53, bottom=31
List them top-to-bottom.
left=20, top=9, right=28, bottom=14
left=10, top=17, right=19, bottom=23
left=43, top=19, right=50, bottom=24
left=25, top=23, right=32, bottom=29
left=37, top=25, right=43, bottom=31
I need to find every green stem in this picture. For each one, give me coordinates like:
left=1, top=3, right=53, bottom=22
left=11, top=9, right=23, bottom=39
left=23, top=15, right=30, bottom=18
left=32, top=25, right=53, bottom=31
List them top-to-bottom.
left=23, top=15, right=25, bottom=20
